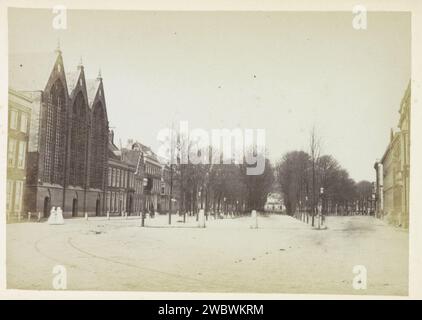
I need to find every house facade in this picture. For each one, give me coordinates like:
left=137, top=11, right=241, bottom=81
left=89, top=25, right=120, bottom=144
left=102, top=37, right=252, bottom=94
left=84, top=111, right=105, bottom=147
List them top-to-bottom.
left=376, top=82, right=410, bottom=228
left=7, top=89, right=32, bottom=221
left=105, top=132, right=146, bottom=216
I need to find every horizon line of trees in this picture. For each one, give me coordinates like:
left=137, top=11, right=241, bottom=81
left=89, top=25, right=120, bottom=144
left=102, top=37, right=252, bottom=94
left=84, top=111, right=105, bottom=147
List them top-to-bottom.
left=160, top=126, right=375, bottom=224
left=275, top=129, right=375, bottom=225
left=166, top=132, right=274, bottom=220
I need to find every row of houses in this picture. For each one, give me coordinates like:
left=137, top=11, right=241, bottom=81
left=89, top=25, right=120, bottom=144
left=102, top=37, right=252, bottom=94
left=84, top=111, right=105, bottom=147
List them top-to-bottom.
left=6, top=47, right=177, bottom=221
left=374, top=82, right=411, bottom=228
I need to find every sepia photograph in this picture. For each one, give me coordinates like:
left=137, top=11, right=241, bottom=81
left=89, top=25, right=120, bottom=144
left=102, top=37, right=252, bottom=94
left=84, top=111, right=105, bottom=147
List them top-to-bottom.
left=2, top=1, right=418, bottom=300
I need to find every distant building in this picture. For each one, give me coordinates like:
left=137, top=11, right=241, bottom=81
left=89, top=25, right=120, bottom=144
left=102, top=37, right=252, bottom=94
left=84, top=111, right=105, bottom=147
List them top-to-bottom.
left=9, top=47, right=109, bottom=218
left=376, top=82, right=410, bottom=228
left=7, top=89, right=32, bottom=221
left=105, top=131, right=137, bottom=215
left=124, top=141, right=179, bottom=214
left=127, top=142, right=161, bottom=213
left=121, top=143, right=145, bottom=215
left=264, top=192, right=284, bottom=213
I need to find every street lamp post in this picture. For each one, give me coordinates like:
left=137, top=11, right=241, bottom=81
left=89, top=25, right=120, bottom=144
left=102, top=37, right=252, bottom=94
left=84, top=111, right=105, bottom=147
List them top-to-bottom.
left=141, top=178, right=148, bottom=227
left=319, top=187, right=324, bottom=228
left=197, top=190, right=202, bottom=222
left=372, top=193, right=376, bottom=216
left=305, top=195, right=309, bottom=223
left=171, top=198, right=177, bottom=220
left=298, top=200, right=302, bottom=220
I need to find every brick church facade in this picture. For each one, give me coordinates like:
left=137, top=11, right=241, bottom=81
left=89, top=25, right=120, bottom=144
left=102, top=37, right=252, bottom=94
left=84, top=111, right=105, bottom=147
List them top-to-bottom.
left=9, top=47, right=109, bottom=218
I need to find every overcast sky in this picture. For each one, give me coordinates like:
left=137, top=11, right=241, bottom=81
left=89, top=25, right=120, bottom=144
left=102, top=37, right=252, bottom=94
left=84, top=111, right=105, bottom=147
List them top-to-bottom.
left=8, top=9, right=410, bottom=182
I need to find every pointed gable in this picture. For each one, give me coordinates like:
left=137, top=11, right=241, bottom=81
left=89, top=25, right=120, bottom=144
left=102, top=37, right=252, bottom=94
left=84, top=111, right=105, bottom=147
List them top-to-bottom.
left=66, top=64, right=91, bottom=111
left=65, top=69, right=82, bottom=97
left=86, top=73, right=108, bottom=124
left=86, top=78, right=101, bottom=107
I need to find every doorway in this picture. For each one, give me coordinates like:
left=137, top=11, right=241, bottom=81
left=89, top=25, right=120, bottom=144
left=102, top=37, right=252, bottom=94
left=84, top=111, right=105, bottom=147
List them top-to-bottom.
left=128, top=195, right=133, bottom=216
left=43, top=197, right=50, bottom=218
left=72, top=198, right=78, bottom=217
left=95, top=199, right=100, bottom=216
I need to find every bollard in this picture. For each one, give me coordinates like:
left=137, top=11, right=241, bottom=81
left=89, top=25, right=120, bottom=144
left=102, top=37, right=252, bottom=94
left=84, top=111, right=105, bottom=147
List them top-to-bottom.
left=198, top=209, right=206, bottom=228
left=251, top=210, right=258, bottom=229
left=107, top=211, right=110, bottom=220
left=28, top=212, right=31, bottom=222
left=38, top=212, right=41, bottom=222
left=85, top=212, right=88, bottom=220
left=125, top=212, right=128, bottom=219
left=140, top=212, right=145, bottom=227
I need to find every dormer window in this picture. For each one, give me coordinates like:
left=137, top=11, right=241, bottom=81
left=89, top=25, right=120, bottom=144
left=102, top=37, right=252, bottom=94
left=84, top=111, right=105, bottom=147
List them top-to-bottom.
left=57, top=64, right=61, bottom=73
left=79, top=78, right=83, bottom=86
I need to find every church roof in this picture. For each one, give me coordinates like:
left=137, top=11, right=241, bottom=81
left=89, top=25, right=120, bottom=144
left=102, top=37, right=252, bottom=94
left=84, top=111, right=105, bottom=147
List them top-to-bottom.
left=9, top=49, right=102, bottom=108
left=9, top=50, right=61, bottom=92
left=65, top=69, right=82, bottom=96
left=86, top=78, right=101, bottom=107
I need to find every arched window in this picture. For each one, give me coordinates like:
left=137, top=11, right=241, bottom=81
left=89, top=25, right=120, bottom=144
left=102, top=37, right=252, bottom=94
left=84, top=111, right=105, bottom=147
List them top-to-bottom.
left=44, top=80, right=66, bottom=184
left=69, top=92, right=88, bottom=187
left=90, top=102, right=107, bottom=189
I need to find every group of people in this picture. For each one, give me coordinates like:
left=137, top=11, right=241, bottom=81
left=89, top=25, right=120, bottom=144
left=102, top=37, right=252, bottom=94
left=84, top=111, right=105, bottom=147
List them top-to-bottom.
left=47, top=207, right=64, bottom=225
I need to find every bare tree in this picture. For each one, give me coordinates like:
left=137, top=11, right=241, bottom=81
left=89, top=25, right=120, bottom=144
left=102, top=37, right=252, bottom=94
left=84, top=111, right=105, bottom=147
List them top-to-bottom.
left=309, top=127, right=321, bottom=227
left=276, top=151, right=310, bottom=216
left=355, top=180, right=373, bottom=215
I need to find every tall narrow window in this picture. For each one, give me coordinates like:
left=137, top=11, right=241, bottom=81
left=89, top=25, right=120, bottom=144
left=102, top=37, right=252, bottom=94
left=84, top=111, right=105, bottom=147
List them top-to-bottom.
left=44, top=80, right=66, bottom=184
left=69, top=92, right=88, bottom=187
left=89, top=102, right=107, bottom=189
left=9, top=110, right=19, bottom=130
left=20, top=113, right=28, bottom=133
left=8, top=138, right=17, bottom=167
left=17, top=141, right=26, bottom=169
left=108, top=168, right=112, bottom=186
left=112, top=168, right=116, bottom=187
left=116, top=169, right=120, bottom=188
left=6, top=179, right=13, bottom=212
left=14, top=180, right=23, bottom=213
left=106, top=192, right=110, bottom=212
left=112, top=192, right=116, bottom=212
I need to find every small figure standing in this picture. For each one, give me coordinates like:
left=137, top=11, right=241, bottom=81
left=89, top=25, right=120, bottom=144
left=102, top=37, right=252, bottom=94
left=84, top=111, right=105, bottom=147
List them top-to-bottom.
left=48, top=206, right=64, bottom=225
left=47, top=207, right=57, bottom=224
left=56, top=207, right=64, bottom=224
